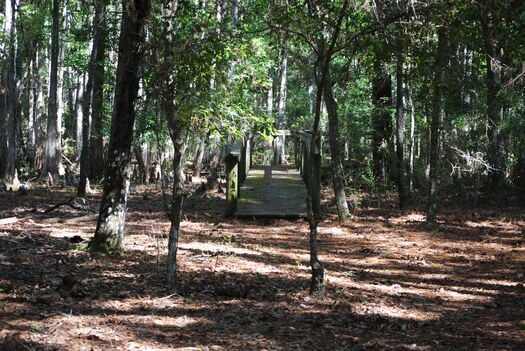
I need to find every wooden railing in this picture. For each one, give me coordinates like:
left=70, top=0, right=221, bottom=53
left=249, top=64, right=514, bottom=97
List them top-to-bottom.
left=225, top=129, right=319, bottom=218
left=225, top=133, right=252, bottom=217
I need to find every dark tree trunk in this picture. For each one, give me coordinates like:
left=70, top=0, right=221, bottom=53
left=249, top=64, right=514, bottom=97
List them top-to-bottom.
left=1, top=0, right=18, bottom=181
left=41, top=0, right=62, bottom=182
left=78, top=0, right=106, bottom=196
left=88, top=0, right=150, bottom=254
left=89, top=0, right=107, bottom=181
left=161, top=0, right=187, bottom=289
left=305, top=0, right=348, bottom=299
left=482, top=0, right=506, bottom=191
left=427, top=28, right=448, bottom=223
left=274, top=32, right=288, bottom=165
left=395, top=44, right=408, bottom=209
left=371, top=60, right=392, bottom=182
left=323, top=66, right=350, bottom=220
left=193, top=139, right=205, bottom=178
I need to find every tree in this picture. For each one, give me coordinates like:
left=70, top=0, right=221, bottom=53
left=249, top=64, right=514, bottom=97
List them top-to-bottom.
left=0, top=0, right=18, bottom=181
left=41, top=0, right=62, bottom=182
left=78, top=0, right=106, bottom=197
left=88, top=0, right=151, bottom=254
left=482, top=0, right=506, bottom=191
left=427, top=27, right=448, bottom=223
left=395, top=40, right=408, bottom=209
left=323, top=66, right=351, bottom=220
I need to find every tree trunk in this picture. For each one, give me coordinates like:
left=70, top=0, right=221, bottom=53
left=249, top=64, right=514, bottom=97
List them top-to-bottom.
left=1, top=0, right=18, bottom=181
left=41, top=0, right=62, bottom=182
left=78, top=0, right=106, bottom=197
left=88, top=0, right=150, bottom=254
left=89, top=0, right=107, bottom=181
left=161, top=0, right=187, bottom=289
left=305, top=0, right=348, bottom=298
left=482, top=0, right=506, bottom=191
left=427, top=28, right=448, bottom=223
left=274, top=33, right=288, bottom=165
left=395, top=44, right=408, bottom=209
left=371, top=60, right=392, bottom=183
left=323, top=66, right=350, bottom=220
left=75, top=72, right=85, bottom=159
left=407, top=83, right=415, bottom=193
left=193, top=139, right=205, bottom=178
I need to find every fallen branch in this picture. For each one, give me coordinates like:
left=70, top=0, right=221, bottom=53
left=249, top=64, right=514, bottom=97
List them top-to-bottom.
left=44, top=198, right=97, bottom=214
left=0, top=217, right=18, bottom=225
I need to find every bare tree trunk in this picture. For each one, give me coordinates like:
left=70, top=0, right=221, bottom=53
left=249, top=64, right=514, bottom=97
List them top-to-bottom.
left=1, top=0, right=18, bottom=181
left=41, top=0, right=63, bottom=182
left=78, top=0, right=106, bottom=196
left=88, top=0, right=150, bottom=254
left=89, top=0, right=107, bottom=181
left=161, top=0, right=187, bottom=289
left=305, top=0, right=348, bottom=298
left=482, top=0, right=506, bottom=191
left=427, top=28, right=448, bottom=223
left=274, top=32, right=288, bottom=165
left=395, top=43, right=408, bottom=209
left=371, top=60, right=392, bottom=183
left=323, top=66, right=350, bottom=220
left=75, top=72, right=85, bottom=159
left=407, top=83, right=415, bottom=193
left=193, top=140, right=205, bottom=178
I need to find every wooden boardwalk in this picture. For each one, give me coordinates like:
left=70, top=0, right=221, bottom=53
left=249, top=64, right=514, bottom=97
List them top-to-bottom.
left=235, top=165, right=307, bottom=218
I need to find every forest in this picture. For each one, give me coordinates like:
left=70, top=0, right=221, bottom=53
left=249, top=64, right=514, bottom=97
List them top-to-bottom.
left=0, top=0, right=524, bottom=350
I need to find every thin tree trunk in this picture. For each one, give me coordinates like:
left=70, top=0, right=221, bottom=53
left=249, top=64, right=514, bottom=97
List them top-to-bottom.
left=2, top=0, right=18, bottom=181
left=41, top=0, right=62, bottom=182
left=78, top=0, right=105, bottom=196
left=88, top=0, right=150, bottom=254
left=89, top=0, right=107, bottom=181
left=161, top=0, right=186, bottom=289
left=305, top=0, right=348, bottom=298
left=482, top=0, right=506, bottom=191
left=427, top=28, right=448, bottom=223
left=274, top=32, right=288, bottom=165
left=395, top=43, right=407, bottom=209
left=371, top=60, right=392, bottom=183
left=323, top=66, right=350, bottom=220
left=75, top=72, right=85, bottom=159
left=408, top=84, right=415, bottom=193
left=193, top=140, right=205, bottom=178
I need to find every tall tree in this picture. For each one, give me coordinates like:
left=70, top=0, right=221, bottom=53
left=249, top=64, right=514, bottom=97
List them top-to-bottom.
left=1, top=0, right=19, bottom=181
left=41, top=0, right=62, bottom=182
left=78, top=0, right=106, bottom=197
left=88, top=0, right=150, bottom=253
left=89, top=0, right=107, bottom=181
left=482, top=0, right=506, bottom=191
left=427, top=27, right=448, bottom=223
left=274, top=31, right=288, bottom=165
left=395, top=41, right=408, bottom=209
left=371, top=58, right=392, bottom=183
left=323, top=66, right=351, bottom=220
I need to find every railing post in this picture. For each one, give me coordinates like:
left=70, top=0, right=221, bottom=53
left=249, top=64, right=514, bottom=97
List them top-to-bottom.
left=312, top=134, right=321, bottom=218
left=225, top=153, right=239, bottom=217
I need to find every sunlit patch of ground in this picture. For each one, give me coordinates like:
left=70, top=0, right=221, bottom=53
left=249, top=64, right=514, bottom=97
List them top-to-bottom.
left=0, top=186, right=524, bottom=350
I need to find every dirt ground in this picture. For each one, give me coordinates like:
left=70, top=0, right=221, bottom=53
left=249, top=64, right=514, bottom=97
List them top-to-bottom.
left=0, top=185, right=524, bottom=350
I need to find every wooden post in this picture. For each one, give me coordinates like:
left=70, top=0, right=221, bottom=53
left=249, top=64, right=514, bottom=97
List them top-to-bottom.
left=245, top=133, right=251, bottom=177
left=312, top=134, right=321, bottom=218
left=239, top=140, right=246, bottom=185
left=225, top=153, right=239, bottom=217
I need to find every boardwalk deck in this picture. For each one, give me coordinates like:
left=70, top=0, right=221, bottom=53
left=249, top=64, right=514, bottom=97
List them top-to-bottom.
left=235, top=165, right=307, bottom=218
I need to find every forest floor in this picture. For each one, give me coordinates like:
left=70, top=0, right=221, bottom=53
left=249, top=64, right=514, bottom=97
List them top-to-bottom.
left=0, top=183, right=524, bottom=351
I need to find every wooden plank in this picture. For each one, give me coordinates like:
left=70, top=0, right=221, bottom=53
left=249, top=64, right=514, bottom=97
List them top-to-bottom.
left=235, top=165, right=307, bottom=218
